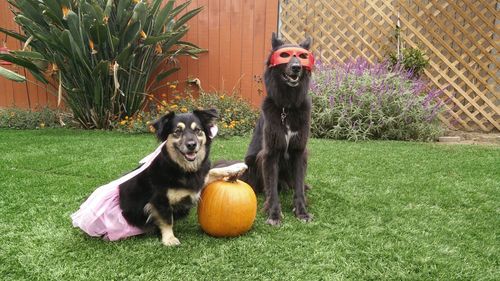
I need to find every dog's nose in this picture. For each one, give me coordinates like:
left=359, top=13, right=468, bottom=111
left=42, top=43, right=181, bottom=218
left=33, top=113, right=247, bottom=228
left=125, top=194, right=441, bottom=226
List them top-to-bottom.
left=291, top=64, right=301, bottom=73
left=186, top=141, right=197, bottom=151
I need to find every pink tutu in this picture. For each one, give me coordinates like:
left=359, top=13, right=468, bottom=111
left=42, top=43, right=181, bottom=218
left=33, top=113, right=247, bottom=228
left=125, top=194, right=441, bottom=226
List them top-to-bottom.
left=71, top=141, right=166, bottom=241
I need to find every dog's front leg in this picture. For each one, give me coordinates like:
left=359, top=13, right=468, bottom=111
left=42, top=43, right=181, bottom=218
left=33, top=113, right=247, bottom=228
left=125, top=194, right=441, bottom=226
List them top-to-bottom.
left=291, top=151, right=312, bottom=222
left=262, top=152, right=282, bottom=226
left=206, top=162, right=248, bottom=185
left=149, top=196, right=180, bottom=246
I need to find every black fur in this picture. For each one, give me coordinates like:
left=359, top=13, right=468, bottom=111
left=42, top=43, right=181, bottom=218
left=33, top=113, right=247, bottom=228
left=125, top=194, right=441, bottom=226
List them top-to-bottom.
left=241, top=33, right=313, bottom=225
left=119, top=109, right=217, bottom=245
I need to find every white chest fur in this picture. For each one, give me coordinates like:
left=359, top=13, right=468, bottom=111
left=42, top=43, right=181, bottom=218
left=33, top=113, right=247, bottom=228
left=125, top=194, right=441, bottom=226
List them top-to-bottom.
left=285, top=125, right=299, bottom=151
left=166, top=189, right=200, bottom=205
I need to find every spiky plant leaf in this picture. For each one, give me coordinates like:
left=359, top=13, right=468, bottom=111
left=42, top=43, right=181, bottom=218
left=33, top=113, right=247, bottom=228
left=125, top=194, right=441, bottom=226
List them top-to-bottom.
left=153, top=0, right=175, bottom=33
left=173, top=6, right=203, bottom=30
left=0, top=26, right=28, bottom=42
left=0, top=53, right=47, bottom=83
left=0, top=66, right=26, bottom=82
left=155, top=67, right=180, bottom=83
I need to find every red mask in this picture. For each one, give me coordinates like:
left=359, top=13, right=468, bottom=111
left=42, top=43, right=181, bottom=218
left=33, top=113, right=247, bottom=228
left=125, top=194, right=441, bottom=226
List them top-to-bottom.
left=269, top=47, right=315, bottom=71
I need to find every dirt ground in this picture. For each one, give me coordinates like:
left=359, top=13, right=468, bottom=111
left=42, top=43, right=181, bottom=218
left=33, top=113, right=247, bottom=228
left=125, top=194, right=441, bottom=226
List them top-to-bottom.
left=439, top=130, right=500, bottom=146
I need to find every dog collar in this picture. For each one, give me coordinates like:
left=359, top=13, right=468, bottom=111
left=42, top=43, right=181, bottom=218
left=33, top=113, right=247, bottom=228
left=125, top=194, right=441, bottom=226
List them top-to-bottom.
left=269, top=47, right=315, bottom=71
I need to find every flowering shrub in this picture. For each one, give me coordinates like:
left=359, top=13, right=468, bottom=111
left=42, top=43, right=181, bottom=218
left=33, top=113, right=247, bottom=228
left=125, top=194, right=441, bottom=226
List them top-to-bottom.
left=310, top=58, right=444, bottom=141
left=114, top=87, right=259, bottom=137
left=175, top=91, right=259, bottom=137
left=0, top=107, right=74, bottom=129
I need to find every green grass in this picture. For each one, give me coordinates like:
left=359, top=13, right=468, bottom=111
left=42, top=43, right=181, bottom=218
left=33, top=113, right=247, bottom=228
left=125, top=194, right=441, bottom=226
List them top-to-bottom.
left=0, top=129, right=498, bottom=280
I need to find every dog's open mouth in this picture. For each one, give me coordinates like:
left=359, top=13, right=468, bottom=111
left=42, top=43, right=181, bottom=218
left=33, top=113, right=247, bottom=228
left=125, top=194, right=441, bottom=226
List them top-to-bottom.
left=282, top=73, right=300, bottom=87
left=175, top=146, right=198, bottom=162
left=182, top=151, right=197, bottom=161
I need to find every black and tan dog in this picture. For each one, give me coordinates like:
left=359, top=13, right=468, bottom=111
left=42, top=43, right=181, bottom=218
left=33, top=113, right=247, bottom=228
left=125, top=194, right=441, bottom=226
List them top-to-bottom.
left=241, top=33, right=314, bottom=226
left=119, top=109, right=246, bottom=246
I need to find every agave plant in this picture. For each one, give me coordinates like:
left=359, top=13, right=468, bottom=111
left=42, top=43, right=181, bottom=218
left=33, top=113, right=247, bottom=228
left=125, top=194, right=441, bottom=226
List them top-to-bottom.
left=0, top=0, right=203, bottom=129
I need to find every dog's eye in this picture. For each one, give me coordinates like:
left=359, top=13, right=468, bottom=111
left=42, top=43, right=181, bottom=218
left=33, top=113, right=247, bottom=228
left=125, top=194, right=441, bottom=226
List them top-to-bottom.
left=279, top=52, right=290, bottom=58
left=298, top=53, right=308, bottom=59
left=194, top=127, right=202, bottom=135
left=174, top=128, right=182, bottom=135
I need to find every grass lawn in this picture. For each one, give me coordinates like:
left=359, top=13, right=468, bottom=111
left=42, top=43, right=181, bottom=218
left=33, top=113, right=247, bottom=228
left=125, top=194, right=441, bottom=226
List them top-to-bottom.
left=0, top=129, right=498, bottom=280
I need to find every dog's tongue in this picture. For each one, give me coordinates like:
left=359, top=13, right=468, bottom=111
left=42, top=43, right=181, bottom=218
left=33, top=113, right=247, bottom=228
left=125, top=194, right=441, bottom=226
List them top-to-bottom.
left=185, top=152, right=197, bottom=161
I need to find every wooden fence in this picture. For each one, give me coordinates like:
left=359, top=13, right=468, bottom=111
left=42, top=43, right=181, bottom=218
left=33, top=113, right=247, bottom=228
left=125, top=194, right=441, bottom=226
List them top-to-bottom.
left=0, top=0, right=278, bottom=109
left=1, top=0, right=498, bottom=132
left=163, top=0, right=278, bottom=107
left=280, top=0, right=499, bottom=132
left=0, top=5, right=58, bottom=109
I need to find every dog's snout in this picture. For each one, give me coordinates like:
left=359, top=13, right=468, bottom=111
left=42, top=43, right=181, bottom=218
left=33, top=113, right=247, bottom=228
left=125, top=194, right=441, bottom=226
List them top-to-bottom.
left=289, top=57, right=301, bottom=73
left=291, top=64, right=301, bottom=73
left=186, top=140, right=197, bottom=151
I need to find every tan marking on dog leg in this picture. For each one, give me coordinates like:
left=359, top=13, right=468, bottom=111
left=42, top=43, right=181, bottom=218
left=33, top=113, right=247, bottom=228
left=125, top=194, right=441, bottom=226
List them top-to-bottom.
left=204, top=174, right=211, bottom=186
left=144, top=203, right=153, bottom=223
left=149, top=205, right=180, bottom=246
left=160, top=224, right=180, bottom=246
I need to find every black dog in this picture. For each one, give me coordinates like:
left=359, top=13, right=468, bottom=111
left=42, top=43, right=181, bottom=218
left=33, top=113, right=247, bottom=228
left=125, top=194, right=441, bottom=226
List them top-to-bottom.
left=241, top=33, right=314, bottom=226
left=119, top=109, right=246, bottom=246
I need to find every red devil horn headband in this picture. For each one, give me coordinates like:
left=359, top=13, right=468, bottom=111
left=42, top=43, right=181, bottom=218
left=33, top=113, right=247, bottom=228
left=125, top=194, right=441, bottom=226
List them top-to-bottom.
left=269, top=47, right=315, bottom=71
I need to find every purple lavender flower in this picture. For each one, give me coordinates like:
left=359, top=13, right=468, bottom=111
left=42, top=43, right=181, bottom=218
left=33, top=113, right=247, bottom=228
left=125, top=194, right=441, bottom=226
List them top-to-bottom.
left=309, top=57, right=442, bottom=141
left=329, top=96, right=335, bottom=108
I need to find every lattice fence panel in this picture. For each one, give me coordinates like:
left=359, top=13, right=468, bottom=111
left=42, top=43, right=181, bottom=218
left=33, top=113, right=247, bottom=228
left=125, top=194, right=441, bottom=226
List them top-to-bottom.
left=279, top=0, right=499, bottom=132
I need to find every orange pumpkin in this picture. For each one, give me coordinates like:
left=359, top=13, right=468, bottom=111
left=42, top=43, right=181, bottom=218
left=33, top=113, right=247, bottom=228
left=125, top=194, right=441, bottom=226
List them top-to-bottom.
left=197, top=179, right=257, bottom=237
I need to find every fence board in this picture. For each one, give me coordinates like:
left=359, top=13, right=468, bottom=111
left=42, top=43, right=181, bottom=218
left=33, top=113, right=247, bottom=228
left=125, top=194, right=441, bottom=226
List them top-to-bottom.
left=196, top=0, right=210, bottom=95
left=219, top=0, right=234, bottom=95
left=228, top=0, right=243, bottom=95
left=240, top=0, right=256, bottom=106
left=251, top=0, right=267, bottom=106
left=279, top=0, right=499, bottom=132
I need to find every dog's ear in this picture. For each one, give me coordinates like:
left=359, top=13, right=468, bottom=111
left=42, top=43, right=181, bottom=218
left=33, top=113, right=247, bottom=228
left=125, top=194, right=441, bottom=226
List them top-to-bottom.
left=271, top=32, right=284, bottom=49
left=299, top=36, right=312, bottom=50
left=194, top=109, right=218, bottom=138
left=151, top=111, right=175, bottom=141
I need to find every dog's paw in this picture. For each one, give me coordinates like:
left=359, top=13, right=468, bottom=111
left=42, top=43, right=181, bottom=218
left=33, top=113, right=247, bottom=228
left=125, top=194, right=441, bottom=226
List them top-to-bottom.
left=228, top=162, right=248, bottom=175
left=209, top=163, right=248, bottom=180
left=293, top=206, right=313, bottom=222
left=266, top=208, right=283, bottom=226
left=296, top=212, right=313, bottom=223
left=266, top=218, right=282, bottom=226
left=162, top=236, right=181, bottom=246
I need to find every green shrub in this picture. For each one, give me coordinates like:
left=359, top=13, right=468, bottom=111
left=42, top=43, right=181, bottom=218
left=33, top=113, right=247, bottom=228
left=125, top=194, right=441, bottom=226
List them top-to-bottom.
left=0, top=0, right=203, bottom=129
left=389, top=47, right=429, bottom=78
left=310, top=58, right=443, bottom=141
left=114, top=90, right=259, bottom=138
left=0, top=107, right=74, bottom=129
